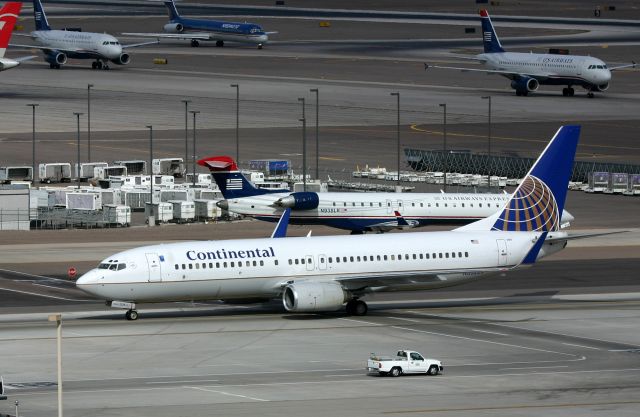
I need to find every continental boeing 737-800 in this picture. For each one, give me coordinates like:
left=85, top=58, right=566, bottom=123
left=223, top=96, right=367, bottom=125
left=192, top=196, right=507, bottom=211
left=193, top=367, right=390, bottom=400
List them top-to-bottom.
left=10, top=0, right=156, bottom=69
left=123, top=0, right=274, bottom=49
left=426, top=10, right=635, bottom=97
left=77, top=126, right=584, bottom=320
left=198, top=155, right=573, bottom=233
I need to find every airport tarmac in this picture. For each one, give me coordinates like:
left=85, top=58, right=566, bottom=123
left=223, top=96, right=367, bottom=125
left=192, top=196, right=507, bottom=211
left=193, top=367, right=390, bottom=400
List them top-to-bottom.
left=1, top=3, right=639, bottom=416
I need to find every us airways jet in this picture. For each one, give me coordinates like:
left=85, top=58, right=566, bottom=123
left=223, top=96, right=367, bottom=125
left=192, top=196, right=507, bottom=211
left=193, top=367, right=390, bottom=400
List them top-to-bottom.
left=10, top=0, right=156, bottom=69
left=123, top=0, right=274, bottom=49
left=0, top=2, right=34, bottom=71
left=425, top=9, right=635, bottom=97
left=77, top=125, right=586, bottom=320
left=198, top=155, right=573, bottom=233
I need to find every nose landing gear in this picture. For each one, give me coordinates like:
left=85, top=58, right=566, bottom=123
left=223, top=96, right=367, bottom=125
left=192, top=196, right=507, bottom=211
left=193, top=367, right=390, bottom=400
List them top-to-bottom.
left=125, top=309, right=139, bottom=321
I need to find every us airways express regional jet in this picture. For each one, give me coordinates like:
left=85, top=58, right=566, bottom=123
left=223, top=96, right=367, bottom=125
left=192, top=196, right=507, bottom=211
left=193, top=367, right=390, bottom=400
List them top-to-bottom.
left=426, top=10, right=635, bottom=97
left=77, top=126, right=584, bottom=320
left=199, top=155, right=574, bottom=233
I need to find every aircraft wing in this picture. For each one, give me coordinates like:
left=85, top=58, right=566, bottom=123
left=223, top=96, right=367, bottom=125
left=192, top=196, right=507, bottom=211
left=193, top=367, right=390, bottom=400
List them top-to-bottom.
left=122, top=32, right=213, bottom=41
left=122, top=40, right=160, bottom=49
left=9, top=43, right=103, bottom=57
left=608, top=61, right=636, bottom=71
left=425, top=63, right=545, bottom=80
left=545, top=230, right=628, bottom=242
left=334, top=268, right=498, bottom=291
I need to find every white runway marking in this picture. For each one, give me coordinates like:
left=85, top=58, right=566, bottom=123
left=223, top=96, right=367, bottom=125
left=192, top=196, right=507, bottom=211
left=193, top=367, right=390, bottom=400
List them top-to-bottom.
left=0, top=286, right=93, bottom=302
left=385, top=316, right=422, bottom=323
left=471, top=328, right=509, bottom=336
left=562, top=342, right=601, bottom=350
left=499, top=365, right=570, bottom=371
left=147, top=379, right=220, bottom=384
left=187, top=386, right=269, bottom=402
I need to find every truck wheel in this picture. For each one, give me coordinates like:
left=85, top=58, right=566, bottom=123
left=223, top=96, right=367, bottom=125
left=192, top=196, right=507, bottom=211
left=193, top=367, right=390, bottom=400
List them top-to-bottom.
left=428, top=365, right=439, bottom=375
left=390, top=367, right=401, bottom=377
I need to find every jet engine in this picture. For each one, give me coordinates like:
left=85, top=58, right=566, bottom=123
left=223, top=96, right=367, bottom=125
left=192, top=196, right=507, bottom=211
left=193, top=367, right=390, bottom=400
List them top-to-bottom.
left=164, top=23, right=184, bottom=33
left=46, top=52, right=67, bottom=65
left=111, top=53, right=131, bottom=65
left=510, top=77, right=539, bottom=94
left=592, top=83, right=609, bottom=92
left=273, top=192, right=319, bottom=210
left=283, top=282, right=347, bottom=313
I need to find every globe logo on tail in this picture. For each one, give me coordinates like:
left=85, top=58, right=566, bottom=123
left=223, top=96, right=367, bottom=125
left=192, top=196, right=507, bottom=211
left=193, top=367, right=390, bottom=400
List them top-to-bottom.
left=492, top=175, right=559, bottom=232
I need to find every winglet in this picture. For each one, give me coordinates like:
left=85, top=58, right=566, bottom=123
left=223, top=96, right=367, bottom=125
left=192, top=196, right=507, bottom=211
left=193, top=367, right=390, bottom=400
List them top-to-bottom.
left=0, top=2, right=22, bottom=54
left=271, top=208, right=291, bottom=238
left=394, top=211, right=409, bottom=227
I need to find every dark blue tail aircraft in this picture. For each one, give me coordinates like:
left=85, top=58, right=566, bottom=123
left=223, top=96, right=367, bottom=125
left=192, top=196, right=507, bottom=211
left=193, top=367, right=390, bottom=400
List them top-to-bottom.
left=123, top=0, right=275, bottom=49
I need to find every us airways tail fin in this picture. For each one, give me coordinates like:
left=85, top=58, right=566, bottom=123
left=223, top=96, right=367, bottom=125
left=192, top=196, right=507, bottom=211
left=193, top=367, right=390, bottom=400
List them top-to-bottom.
left=33, top=0, right=51, bottom=31
left=163, top=0, right=181, bottom=21
left=0, top=2, right=22, bottom=56
left=480, top=9, right=505, bottom=53
left=456, top=125, right=580, bottom=233
left=197, top=155, right=287, bottom=199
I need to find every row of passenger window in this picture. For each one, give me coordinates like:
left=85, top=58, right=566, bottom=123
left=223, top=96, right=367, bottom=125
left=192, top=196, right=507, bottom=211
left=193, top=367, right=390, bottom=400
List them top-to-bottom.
left=332, top=201, right=500, bottom=208
left=287, top=251, right=470, bottom=265
left=174, top=259, right=273, bottom=270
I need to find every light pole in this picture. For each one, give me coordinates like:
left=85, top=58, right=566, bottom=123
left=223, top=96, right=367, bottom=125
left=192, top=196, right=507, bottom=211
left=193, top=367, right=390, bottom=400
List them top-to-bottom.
left=87, top=84, right=93, bottom=162
left=230, top=84, right=239, bottom=164
left=310, top=88, right=319, bottom=180
left=390, top=92, right=400, bottom=188
left=481, top=96, right=492, bottom=188
left=298, top=97, right=307, bottom=191
left=181, top=99, right=191, bottom=175
left=439, top=103, right=447, bottom=192
left=26, top=104, right=38, bottom=185
left=190, top=110, right=200, bottom=187
left=73, top=112, right=83, bottom=189
left=146, top=125, right=155, bottom=227
left=48, top=314, right=62, bottom=417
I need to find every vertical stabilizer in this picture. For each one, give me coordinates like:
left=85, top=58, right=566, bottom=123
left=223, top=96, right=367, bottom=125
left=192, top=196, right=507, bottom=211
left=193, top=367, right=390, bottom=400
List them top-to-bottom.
left=33, top=0, right=51, bottom=31
left=163, top=0, right=181, bottom=21
left=0, top=2, right=22, bottom=57
left=480, top=9, right=504, bottom=53
left=456, top=125, right=580, bottom=232
left=197, top=155, right=286, bottom=198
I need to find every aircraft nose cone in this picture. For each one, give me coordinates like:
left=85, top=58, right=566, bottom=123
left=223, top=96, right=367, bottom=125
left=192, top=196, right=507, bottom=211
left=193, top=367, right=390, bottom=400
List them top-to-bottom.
left=216, top=200, right=229, bottom=210
left=76, top=270, right=99, bottom=289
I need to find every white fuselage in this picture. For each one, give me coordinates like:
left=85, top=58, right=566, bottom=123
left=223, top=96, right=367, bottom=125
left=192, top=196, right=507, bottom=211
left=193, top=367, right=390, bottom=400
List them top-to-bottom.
left=31, top=30, right=122, bottom=59
left=480, top=52, right=611, bottom=87
left=227, top=192, right=510, bottom=228
left=76, top=229, right=565, bottom=304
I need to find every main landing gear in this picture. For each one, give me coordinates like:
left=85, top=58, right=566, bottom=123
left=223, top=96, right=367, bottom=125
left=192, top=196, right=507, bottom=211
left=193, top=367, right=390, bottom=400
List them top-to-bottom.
left=191, top=39, right=200, bottom=47
left=215, top=40, right=224, bottom=47
left=91, top=60, right=109, bottom=70
left=49, top=63, right=61, bottom=69
left=562, top=87, right=575, bottom=97
left=346, top=299, right=368, bottom=316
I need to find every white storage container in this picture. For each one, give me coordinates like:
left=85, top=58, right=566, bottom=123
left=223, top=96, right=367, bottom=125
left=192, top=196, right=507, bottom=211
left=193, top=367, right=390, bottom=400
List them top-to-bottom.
left=39, top=163, right=72, bottom=183
left=66, top=193, right=101, bottom=210
left=194, top=199, right=220, bottom=220
left=170, top=200, right=195, bottom=223
left=145, top=202, right=173, bottom=223
left=103, top=204, right=131, bottom=226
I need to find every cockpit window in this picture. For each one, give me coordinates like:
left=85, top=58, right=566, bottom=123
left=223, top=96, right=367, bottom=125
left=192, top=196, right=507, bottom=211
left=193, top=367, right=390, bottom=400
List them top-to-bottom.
left=98, top=263, right=110, bottom=269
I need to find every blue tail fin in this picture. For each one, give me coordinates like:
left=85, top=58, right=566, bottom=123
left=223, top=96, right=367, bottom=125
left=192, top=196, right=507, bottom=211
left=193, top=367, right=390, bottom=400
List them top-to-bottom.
left=33, top=0, right=51, bottom=31
left=163, top=0, right=181, bottom=21
left=480, top=9, right=504, bottom=53
left=457, top=125, right=580, bottom=233
left=197, top=156, right=287, bottom=199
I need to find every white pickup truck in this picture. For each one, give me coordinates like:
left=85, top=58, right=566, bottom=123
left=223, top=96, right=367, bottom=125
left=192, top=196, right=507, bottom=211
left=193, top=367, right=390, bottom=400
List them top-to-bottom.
left=367, top=350, right=443, bottom=377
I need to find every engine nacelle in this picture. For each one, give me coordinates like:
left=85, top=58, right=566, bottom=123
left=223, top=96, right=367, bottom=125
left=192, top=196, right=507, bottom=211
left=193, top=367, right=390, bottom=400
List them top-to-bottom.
left=164, top=23, right=184, bottom=33
left=46, top=52, right=67, bottom=65
left=111, top=53, right=131, bottom=65
left=510, top=77, right=539, bottom=92
left=592, top=83, right=609, bottom=92
left=274, top=192, right=319, bottom=210
left=283, top=282, right=347, bottom=313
